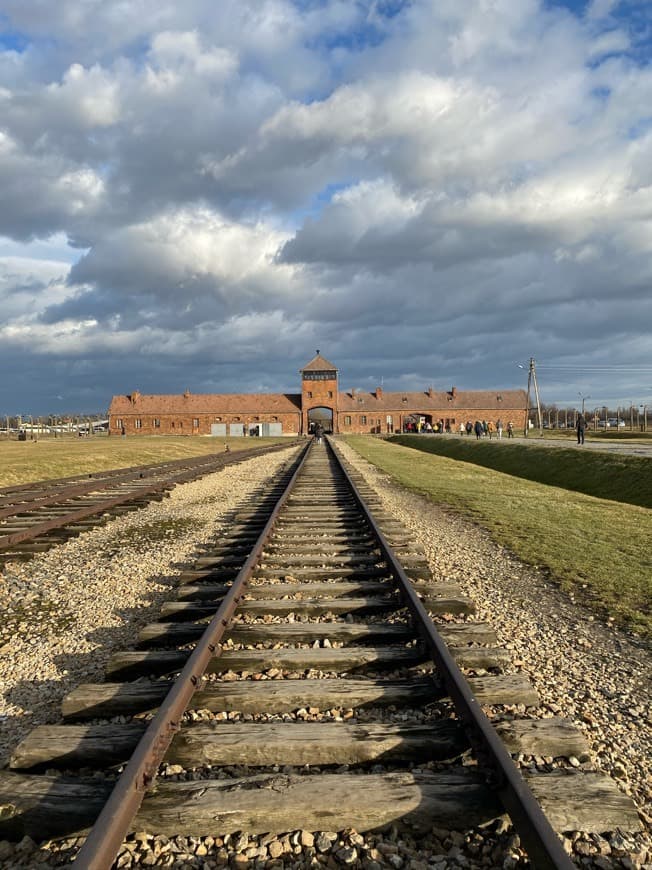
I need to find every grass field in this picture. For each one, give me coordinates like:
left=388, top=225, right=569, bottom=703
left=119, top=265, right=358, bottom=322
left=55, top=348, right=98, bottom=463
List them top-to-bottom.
left=0, top=435, right=291, bottom=488
left=388, top=435, right=652, bottom=509
left=345, top=436, right=652, bottom=640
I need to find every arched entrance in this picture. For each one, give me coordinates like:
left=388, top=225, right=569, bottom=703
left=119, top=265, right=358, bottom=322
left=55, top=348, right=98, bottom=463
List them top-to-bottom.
left=307, top=406, right=333, bottom=434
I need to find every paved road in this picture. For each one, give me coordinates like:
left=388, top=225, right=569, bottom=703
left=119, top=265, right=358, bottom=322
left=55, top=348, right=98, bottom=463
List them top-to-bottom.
left=451, top=433, right=652, bottom=459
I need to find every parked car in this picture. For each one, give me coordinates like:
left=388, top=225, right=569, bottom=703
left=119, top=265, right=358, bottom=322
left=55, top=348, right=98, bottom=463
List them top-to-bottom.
left=607, top=419, right=626, bottom=428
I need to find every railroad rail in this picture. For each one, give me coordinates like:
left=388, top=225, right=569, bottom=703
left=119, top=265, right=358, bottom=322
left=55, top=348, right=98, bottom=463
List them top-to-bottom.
left=0, top=438, right=640, bottom=868
left=0, top=442, right=296, bottom=562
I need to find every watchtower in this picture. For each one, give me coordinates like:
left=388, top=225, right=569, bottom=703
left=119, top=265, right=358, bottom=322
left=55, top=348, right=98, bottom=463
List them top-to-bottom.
left=300, top=351, right=339, bottom=434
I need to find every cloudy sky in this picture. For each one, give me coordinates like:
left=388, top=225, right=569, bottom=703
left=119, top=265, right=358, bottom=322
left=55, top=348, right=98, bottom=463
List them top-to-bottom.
left=1, top=0, right=651, bottom=415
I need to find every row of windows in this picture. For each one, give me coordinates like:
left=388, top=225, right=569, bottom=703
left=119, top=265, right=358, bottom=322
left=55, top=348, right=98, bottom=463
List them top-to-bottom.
left=303, top=372, right=335, bottom=380
left=306, top=391, right=334, bottom=399
left=115, top=416, right=280, bottom=428
left=343, top=416, right=382, bottom=426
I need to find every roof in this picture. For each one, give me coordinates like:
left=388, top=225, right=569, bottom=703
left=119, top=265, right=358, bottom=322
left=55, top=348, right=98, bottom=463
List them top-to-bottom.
left=301, top=352, right=338, bottom=373
left=337, top=388, right=527, bottom=412
left=109, top=392, right=302, bottom=416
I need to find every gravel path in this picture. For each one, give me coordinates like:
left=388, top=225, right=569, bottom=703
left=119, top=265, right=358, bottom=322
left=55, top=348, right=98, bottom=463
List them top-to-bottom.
left=0, top=439, right=650, bottom=869
left=336, top=439, right=652, bottom=868
left=0, top=445, right=300, bottom=765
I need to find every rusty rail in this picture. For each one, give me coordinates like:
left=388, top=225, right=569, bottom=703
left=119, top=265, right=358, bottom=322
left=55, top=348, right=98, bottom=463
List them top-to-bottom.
left=328, top=438, right=574, bottom=870
left=72, top=439, right=312, bottom=870
left=0, top=442, right=297, bottom=552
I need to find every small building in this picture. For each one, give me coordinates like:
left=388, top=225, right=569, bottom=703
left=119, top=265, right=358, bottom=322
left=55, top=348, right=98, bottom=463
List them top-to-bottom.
left=108, top=352, right=527, bottom=436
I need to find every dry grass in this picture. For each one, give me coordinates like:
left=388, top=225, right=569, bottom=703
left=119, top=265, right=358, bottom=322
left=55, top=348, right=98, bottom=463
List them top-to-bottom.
left=0, top=435, right=289, bottom=488
left=345, top=436, right=652, bottom=640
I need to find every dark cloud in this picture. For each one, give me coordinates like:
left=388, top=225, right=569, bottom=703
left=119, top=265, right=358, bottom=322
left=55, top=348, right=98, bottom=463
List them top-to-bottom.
left=1, top=0, right=651, bottom=414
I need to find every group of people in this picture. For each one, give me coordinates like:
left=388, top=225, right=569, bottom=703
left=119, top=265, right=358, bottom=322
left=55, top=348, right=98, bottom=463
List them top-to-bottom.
left=403, top=420, right=450, bottom=434
left=460, top=420, right=513, bottom=439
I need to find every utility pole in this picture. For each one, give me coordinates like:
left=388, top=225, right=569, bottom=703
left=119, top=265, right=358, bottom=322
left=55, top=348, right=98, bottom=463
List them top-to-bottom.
left=523, top=357, right=542, bottom=438
left=578, top=392, right=591, bottom=417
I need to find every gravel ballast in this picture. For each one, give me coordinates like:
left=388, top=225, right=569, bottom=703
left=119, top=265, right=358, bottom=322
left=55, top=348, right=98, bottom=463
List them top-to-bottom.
left=0, top=439, right=650, bottom=869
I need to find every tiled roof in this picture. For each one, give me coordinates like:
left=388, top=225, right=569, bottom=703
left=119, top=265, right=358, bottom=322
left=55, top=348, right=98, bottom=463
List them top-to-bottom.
left=301, top=352, right=338, bottom=372
left=108, top=386, right=526, bottom=417
left=338, top=389, right=527, bottom=412
left=109, top=393, right=302, bottom=415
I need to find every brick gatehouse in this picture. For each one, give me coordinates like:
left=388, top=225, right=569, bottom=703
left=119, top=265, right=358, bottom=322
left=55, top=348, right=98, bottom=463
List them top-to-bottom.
left=108, top=352, right=527, bottom=437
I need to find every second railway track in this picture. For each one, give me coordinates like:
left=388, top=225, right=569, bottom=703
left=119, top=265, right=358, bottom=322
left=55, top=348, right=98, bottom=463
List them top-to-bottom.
left=0, top=438, right=641, bottom=868
left=0, top=443, right=295, bottom=563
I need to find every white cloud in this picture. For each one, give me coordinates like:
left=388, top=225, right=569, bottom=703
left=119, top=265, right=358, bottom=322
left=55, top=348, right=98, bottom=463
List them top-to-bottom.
left=0, top=0, right=651, bottom=409
left=46, top=63, right=121, bottom=127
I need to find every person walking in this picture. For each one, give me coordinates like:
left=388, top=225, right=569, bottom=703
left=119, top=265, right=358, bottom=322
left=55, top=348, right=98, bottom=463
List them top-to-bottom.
left=576, top=413, right=586, bottom=445
left=474, top=420, right=483, bottom=440
left=487, top=420, right=496, bottom=440
left=496, top=420, right=503, bottom=439
left=314, top=422, right=324, bottom=444
left=459, top=422, right=465, bottom=436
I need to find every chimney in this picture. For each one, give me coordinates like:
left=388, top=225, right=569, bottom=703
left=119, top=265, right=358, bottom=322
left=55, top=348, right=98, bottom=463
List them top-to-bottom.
left=375, top=386, right=383, bottom=399
left=427, top=386, right=433, bottom=398
left=451, top=386, right=457, bottom=398
left=184, top=388, right=191, bottom=399
left=130, top=390, right=141, bottom=404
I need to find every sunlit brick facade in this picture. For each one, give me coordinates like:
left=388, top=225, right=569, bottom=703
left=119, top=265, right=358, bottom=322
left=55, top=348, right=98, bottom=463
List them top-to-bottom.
left=108, top=352, right=527, bottom=436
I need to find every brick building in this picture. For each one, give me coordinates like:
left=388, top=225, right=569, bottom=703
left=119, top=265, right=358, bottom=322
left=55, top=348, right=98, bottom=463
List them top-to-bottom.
left=108, top=352, right=527, bottom=436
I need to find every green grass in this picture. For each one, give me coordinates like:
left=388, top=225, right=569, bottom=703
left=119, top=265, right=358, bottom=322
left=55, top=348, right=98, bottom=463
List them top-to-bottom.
left=389, top=435, right=652, bottom=509
left=0, top=436, right=290, bottom=488
left=345, top=436, right=652, bottom=640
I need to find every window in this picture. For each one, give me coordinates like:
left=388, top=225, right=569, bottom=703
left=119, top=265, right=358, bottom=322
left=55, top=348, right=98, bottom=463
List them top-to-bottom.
left=303, top=371, right=334, bottom=381
left=307, top=391, right=313, bottom=398
left=328, top=391, right=333, bottom=398
left=361, top=415, right=367, bottom=424
left=344, top=416, right=351, bottom=426
left=115, top=418, right=123, bottom=429
left=154, top=418, right=160, bottom=428
left=193, top=418, right=199, bottom=427
left=135, top=419, right=142, bottom=429
left=179, top=421, right=183, bottom=429
left=171, top=422, right=175, bottom=428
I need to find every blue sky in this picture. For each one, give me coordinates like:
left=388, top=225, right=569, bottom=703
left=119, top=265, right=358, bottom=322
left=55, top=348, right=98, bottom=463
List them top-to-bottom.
left=1, top=0, right=651, bottom=414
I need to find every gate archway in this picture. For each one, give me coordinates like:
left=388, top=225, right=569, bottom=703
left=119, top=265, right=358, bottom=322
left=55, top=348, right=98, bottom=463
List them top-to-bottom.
left=307, top=406, right=333, bottom=434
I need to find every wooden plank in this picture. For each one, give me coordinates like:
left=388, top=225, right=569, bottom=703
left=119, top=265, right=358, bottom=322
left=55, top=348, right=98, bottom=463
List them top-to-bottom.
left=253, top=567, right=391, bottom=579
left=171, top=580, right=396, bottom=607
left=237, top=596, right=399, bottom=614
left=138, top=622, right=414, bottom=646
left=109, top=645, right=428, bottom=679
left=467, top=675, right=539, bottom=708
left=63, top=677, right=441, bottom=720
left=62, top=681, right=170, bottom=719
left=495, top=719, right=590, bottom=759
left=10, top=721, right=468, bottom=770
left=169, top=721, right=468, bottom=766
left=10, top=723, right=147, bottom=770
left=0, top=770, right=501, bottom=840
left=135, top=770, right=502, bottom=835
left=523, top=771, right=642, bottom=833
left=0, top=772, right=111, bottom=840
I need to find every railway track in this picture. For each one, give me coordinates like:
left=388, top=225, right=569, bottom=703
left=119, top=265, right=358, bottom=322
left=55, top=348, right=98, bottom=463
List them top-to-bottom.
left=0, top=438, right=640, bottom=868
left=0, top=443, right=295, bottom=564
